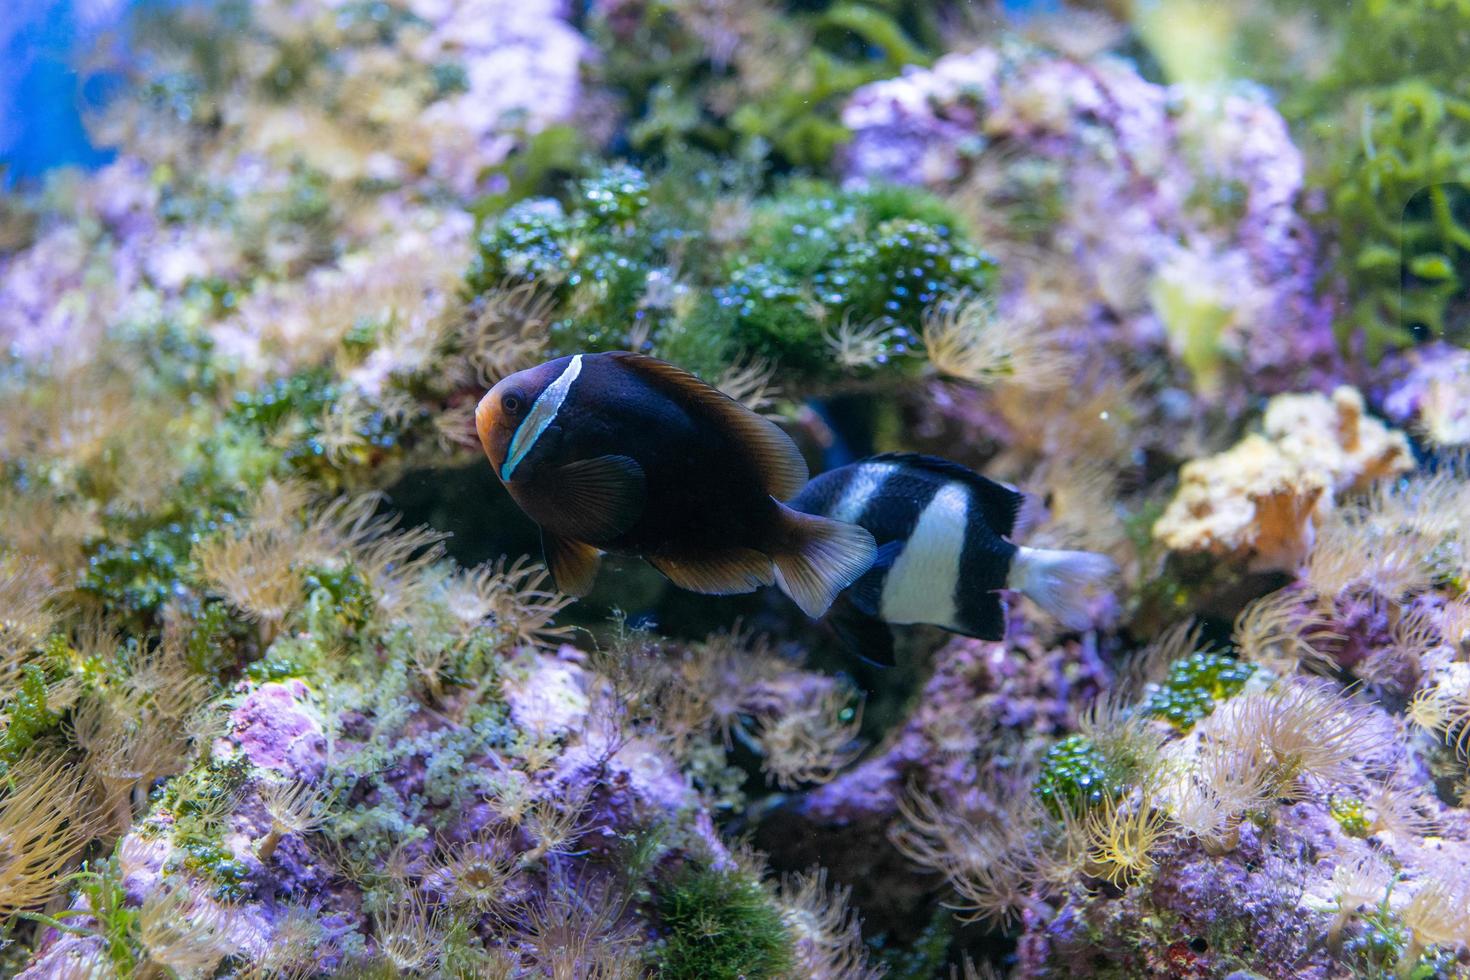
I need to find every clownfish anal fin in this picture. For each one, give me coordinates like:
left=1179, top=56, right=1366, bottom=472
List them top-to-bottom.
left=606, top=351, right=808, bottom=499
left=545, top=454, right=646, bottom=541
left=542, top=530, right=602, bottom=597
left=846, top=540, right=901, bottom=617
left=647, top=547, right=775, bottom=596
left=828, top=598, right=896, bottom=667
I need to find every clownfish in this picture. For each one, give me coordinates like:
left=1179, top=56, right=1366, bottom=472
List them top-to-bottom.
left=476, top=352, right=876, bottom=618
left=790, top=453, right=1116, bottom=664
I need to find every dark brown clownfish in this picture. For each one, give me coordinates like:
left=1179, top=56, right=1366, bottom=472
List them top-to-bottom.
left=475, top=351, right=876, bottom=618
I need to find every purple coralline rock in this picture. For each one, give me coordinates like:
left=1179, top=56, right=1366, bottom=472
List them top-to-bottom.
left=1, top=0, right=591, bottom=365
left=406, top=0, right=592, bottom=197
left=841, top=43, right=1340, bottom=399
left=839, top=50, right=1005, bottom=186
left=0, top=154, right=245, bottom=363
left=0, top=224, right=110, bottom=362
left=1375, top=341, right=1470, bottom=447
left=1317, top=590, right=1455, bottom=699
left=756, top=620, right=1111, bottom=937
left=21, top=641, right=734, bottom=976
left=503, top=648, right=591, bottom=739
left=229, top=679, right=329, bottom=781
left=1016, top=689, right=1470, bottom=978
left=559, top=737, right=694, bottom=827
left=1018, top=818, right=1337, bottom=979
left=116, top=834, right=172, bottom=905
left=16, top=935, right=111, bottom=979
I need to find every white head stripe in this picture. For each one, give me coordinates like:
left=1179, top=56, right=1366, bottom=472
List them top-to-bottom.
left=501, top=354, right=582, bottom=481
left=831, top=462, right=897, bottom=524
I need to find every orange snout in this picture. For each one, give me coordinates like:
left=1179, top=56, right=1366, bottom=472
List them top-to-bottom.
left=475, top=386, right=509, bottom=472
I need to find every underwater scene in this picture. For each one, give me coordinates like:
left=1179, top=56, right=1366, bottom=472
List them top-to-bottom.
left=3, top=0, right=1470, bottom=976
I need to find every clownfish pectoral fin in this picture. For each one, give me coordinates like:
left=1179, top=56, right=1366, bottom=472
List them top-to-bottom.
left=606, top=352, right=808, bottom=499
left=544, top=455, right=646, bottom=541
left=771, top=505, right=877, bottom=619
left=542, top=530, right=602, bottom=597
left=845, top=541, right=901, bottom=618
left=647, top=547, right=775, bottom=596
left=828, top=598, right=896, bottom=667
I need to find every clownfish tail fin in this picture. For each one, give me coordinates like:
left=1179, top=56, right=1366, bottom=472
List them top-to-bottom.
left=772, top=505, right=878, bottom=619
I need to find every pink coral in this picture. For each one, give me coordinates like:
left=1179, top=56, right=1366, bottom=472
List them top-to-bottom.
left=841, top=43, right=1339, bottom=400
left=228, top=680, right=329, bottom=781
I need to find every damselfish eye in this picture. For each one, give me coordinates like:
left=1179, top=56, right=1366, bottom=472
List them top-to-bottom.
left=501, top=390, right=527, bottom=416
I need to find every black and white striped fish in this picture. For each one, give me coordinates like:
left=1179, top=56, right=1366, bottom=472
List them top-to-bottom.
left=790, top=453, right=1115, bottom=664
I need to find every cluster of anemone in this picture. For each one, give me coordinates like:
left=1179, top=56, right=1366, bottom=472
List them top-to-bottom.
left=1, top=418, right=883, bottom=974
left=864, top=453, right=1470, bottom=975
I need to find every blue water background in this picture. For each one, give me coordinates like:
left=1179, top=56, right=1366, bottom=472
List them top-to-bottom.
left=0, top=0, right=144, bottom=187
left=2, top=0, right=1054, bottom=188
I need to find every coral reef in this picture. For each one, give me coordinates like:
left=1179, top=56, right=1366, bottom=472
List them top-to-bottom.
left=3, top=0, right=1470, bottom=976
left=588, top=0, right=947, bottom=170
left=840, top=40, right=1339, bottom=403
left=461, top=163, right=995, bottom=384
left=1378, top=343, right=1470, bottom=449
left=1154, top=386, right=1413, bottom=571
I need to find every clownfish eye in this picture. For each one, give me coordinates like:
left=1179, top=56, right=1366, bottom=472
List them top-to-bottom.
left=501, top=389, right=527, bottom=416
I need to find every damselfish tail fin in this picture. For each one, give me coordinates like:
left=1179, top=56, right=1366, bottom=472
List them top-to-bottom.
left=773, top=504, right=878, bottom=619
left=1006, top=546, right=1117, bottom=630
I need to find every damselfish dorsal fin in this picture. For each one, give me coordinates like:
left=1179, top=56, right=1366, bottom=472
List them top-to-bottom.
left=606, top=352, right=808, bottom=499
left=867, top=452, right=1025, bottom=537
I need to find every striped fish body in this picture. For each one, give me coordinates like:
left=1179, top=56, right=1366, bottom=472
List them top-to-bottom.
left=791, top=453, right=1022, bottom=642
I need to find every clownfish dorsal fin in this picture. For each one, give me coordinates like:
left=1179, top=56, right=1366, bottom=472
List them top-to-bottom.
left=606, top=352, right=808, bottom=500
left=866, top=452, right=1025, bottom=537
left=542, top=455, right=646, bottom=542
left=541, top=530, right=602, bottom=597
left=647, top=547, right=775, bottom=596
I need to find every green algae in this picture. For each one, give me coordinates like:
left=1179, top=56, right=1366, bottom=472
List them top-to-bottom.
left=592, top=0, right=938, bottom=170
left=1291, top=0, right=1470, bottom=355
left=466, top=164, right=992, bottom=381
left=728, top=183, right=994, bottom=373
left=1142, top=652, right=1255, bottom=731
left=0, top=664, right=60, bottom=769
left=1035, top=733, right=1119, bottom=815
left=1330, top=795, right=1370, bottom=838
left=656, top=863, right=795, bottom=980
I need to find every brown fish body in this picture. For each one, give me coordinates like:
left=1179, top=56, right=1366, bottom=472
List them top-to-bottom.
left=476, top=352, right=874, bottom=617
